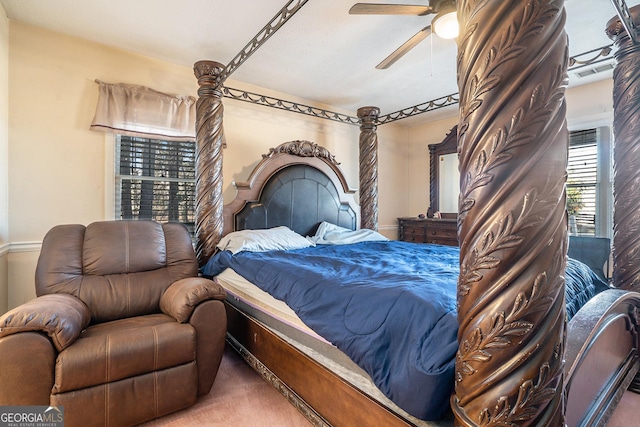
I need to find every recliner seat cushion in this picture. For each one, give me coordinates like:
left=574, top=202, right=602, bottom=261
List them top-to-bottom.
left=53, top=314, right=195, bottom=393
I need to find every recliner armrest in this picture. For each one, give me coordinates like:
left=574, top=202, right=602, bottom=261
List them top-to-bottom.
left=160, top=277, right=227, bottom=323
left=0, top=294, right=90, bottom=352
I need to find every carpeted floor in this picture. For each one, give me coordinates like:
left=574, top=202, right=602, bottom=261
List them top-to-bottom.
left=140, top=343, right=639, bottom=426
left=139, top=344, right=312, bottom=426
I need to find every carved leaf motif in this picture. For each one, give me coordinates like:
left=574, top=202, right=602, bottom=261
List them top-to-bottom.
left=456, top=22, right=478, bottom=72
left=475, top=71, right=502, bottom=99
left=462, top=73, right=485, bottom=120
left=459, top=128, right=511, bottom=223
left=469, top=171, right=493, bottom=191
left=460, top=184, right=555, bottom=299
left=459, top=194, right=476, bottom=217
left=459, top=209, right=528, bottom=291
left=473, top=255, right=501, bottom=272
left=458, top=265, right=560, bottom=376
left=458, top=267, right=472, bottom=296
left=527, top=273, right=556, bottom=316
left=458, top=310, right=534, bottom=375
left=494, top=321, right=534, bottom=338
left=458, top=327, right=484, bottom=375
left=477, top=361, right=559, bottom=427
left=479, top=397, right=516, bottom=427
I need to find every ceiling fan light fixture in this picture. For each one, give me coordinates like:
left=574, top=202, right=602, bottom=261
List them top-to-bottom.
left=432, top=6, right=459, bottom=39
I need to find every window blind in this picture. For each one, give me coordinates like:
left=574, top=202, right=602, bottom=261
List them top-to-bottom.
left=567, top=129, right=597, bottom=236
left=116, top=135, right=196, bottom=234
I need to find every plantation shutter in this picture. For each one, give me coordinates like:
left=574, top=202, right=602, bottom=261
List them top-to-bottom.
left=567, top=129, right=598, bottom=236
left=116, top=135, right=196, bottom=234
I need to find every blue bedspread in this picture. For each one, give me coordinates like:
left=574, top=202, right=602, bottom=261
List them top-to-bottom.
left=203, top=240, right=604, bottom=420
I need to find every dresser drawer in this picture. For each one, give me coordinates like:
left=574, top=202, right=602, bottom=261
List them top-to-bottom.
left=398, top=217, right=458, bottom=246
left=426, top=222, right=457, bottom=245
left=402, top=225, right=426, bottom=242
left=426, top=226, right=457, bottom=239
left=426, top=235, right=458, bottom=245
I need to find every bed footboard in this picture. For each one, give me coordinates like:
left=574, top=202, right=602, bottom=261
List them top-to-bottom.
left=564, top=289, right=640, bottom=427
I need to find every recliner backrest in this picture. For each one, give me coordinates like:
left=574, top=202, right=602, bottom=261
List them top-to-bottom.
left=35, top=221, right=198, bottom=323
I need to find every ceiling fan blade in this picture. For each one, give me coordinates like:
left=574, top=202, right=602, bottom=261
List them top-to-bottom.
left=349, top=3, right=434, bottom=16
left=376, top=25, right=432, bottom=69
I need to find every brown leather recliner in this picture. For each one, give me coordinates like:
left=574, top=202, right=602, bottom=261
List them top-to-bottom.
left=0, top=220, right=227, bottom=426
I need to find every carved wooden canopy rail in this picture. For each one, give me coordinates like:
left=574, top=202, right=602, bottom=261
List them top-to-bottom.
left=193, top=1, right=640, bottom=425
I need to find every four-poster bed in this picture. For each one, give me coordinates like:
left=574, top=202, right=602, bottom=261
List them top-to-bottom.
left=191, top=1, right=640, bottom=426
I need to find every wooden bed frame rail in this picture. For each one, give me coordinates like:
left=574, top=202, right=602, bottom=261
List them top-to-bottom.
left=225, top=302, right=419, bottom=427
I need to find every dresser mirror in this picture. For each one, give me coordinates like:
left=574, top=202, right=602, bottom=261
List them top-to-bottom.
left=429, top=125, right=458, bottom=217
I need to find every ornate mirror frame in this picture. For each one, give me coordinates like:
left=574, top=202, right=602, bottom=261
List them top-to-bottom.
left=429, top=125, right=458, bottom=214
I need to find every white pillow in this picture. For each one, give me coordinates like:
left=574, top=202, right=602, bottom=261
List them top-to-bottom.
left=309, top=221, right=388, bottom=245
left=217, top=226, right=314, bottom=254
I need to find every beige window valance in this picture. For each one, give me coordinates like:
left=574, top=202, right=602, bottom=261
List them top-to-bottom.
left=90, top=80, right=196, bottom=141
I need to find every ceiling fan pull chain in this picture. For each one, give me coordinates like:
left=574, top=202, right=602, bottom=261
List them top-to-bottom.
left=429, top=31, right=434, bottom=77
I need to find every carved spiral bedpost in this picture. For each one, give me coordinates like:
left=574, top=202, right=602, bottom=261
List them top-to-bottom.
left=453, top=1, right=569, bottom=425
left=607, top=6, right=640, bottom=292
left=193, top=61, right=226, bottom=267
left=357, top=106, right=379, bottom=231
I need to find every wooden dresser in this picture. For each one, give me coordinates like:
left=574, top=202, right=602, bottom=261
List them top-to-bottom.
left=397, top=217, right=458, bottom=246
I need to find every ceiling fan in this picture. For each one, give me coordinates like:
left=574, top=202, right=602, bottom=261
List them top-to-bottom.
left=349, top=0, right=458, bottom=69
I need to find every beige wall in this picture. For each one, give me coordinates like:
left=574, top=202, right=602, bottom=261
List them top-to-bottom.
left=0, top=3, right=9, bottom=313
left=4, top=21, right=408, bottom=311
left=8, top=22, right=200, bottom=243
left=566, top=79, right=614, bottom=130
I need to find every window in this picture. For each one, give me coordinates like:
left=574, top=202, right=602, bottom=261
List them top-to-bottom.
left=567, top=128, right=613, bottom=238
left=115, top=135, right=196, bottom=235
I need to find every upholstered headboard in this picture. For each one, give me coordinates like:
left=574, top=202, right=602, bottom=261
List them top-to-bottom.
left=222, top=140, right=360, bottom=237
left=234, top=163, right=357, bottom=236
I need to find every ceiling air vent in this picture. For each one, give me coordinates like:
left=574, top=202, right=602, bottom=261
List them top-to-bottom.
left=574, top=62, right=615, bottom=78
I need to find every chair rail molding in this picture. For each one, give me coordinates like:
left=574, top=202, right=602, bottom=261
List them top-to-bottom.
left=7, top=241, right=42, bottom=253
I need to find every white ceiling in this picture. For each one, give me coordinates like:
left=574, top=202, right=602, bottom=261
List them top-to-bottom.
left=0, top=0, right=634, bottom=125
